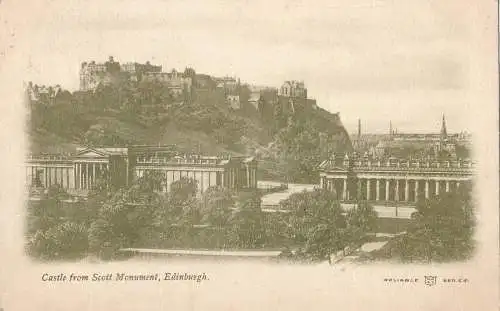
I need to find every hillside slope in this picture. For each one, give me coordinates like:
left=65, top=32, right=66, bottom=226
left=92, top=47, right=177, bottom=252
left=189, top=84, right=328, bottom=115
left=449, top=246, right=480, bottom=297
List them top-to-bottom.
left=27, top=79, right=352, bottom=183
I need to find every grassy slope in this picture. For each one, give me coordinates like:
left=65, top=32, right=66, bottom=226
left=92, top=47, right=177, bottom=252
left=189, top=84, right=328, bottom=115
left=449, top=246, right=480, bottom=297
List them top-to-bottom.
left=28, top=83, right=352, bottom=182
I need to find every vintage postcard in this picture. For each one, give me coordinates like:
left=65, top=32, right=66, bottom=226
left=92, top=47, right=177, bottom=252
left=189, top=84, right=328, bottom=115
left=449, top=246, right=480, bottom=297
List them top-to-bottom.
left=0, top=0, right=498, bottom=310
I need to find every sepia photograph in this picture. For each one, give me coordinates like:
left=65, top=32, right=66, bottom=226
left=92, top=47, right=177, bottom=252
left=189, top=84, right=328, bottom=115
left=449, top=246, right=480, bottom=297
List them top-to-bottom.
left=0, top=0, right=498, bottom=310
left=23, top=59, right=476, bottom=265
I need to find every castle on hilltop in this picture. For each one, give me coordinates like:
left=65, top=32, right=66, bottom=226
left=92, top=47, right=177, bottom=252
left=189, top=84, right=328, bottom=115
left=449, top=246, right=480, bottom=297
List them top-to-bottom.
left=77, top=56, right=320, bottom=114
left=79, top=56, right=193, bottom=99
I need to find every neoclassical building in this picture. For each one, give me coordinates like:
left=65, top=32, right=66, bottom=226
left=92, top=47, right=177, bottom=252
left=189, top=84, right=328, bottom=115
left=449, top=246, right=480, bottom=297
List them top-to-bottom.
left=25, top=146, right=258, bottom=195
left=318, top=153, right=475, bottom=202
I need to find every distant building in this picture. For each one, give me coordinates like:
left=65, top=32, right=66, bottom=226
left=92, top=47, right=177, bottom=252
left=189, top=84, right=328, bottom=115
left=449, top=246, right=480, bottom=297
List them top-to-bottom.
left=79, top=56, right=164, bottom=91
left=79, top=57, right=118, bottom=91
left=120, top=61, right=162, bottom=82
left=142, top=69, right=193, bottom=98
left=194, top=74, right=216, bottom=90
left=214, top=76, right=240, bottom=95
left=276, top=80, right=318, bottom=114
left=278, top=80, right=307, bottom=99
left=25, top=81, right=62, bottom=103
left=246, top=86, right=277, bottom=112
left=248, top=92, right=261, bottom=110
left=226, top=95, right=241, bottom=110
left=362, top=115, right=470, bottom=159
left=25, top=146, right=258, bottom=195
left=319, top=152, right=474, bottom=202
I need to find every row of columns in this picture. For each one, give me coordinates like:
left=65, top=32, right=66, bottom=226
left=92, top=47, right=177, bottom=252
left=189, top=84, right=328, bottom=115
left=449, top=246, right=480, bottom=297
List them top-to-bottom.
left=75, top=162, right=107, bottom=190
left=27, top=165, right=73, bottom=189
left=245, top=165, right=257, bottom=189
left=135, top=166, right=258, bottom=194
left=228, top=166, right=257, bottom=189
left=144, top=169, right=220, bottom=193
left=322, top=176, right=464, bottom=202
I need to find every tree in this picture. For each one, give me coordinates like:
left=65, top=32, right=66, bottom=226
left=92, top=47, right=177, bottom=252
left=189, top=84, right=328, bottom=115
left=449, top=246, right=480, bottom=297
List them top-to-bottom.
left=140, top=170, right=166, bottom=192
left=170, top=177, right=198, bottom=205
left=26, top=184, right=68, bottom=235
left=383, top=184, right=475, bottom=263
left=200, top=186, right=234, bottom=226
left=280, top=189, right=348, bottom=262
left=227, top=191, right=264, bottom=248
left=345, top=201, right=378, bottom=246
left=27, top=221, right=88, bottom=260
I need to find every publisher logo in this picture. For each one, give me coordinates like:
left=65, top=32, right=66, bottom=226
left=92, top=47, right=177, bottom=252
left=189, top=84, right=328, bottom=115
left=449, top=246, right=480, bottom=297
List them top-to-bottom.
left=424, top=275, right=437, bottom=287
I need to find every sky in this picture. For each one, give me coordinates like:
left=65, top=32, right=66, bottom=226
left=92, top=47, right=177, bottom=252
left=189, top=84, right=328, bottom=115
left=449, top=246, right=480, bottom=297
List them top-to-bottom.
left=9, top=0, right=478, bottom=134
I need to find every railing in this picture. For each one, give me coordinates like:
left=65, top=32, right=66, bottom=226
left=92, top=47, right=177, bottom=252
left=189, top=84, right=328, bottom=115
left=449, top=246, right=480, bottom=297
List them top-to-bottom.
left=26, top=155, right=71, bottom=161
left=136, top=157, right=220, bottom=165
left=323, top=159, right=475, bottom=172
left=351, top=165, right=474, bottom=173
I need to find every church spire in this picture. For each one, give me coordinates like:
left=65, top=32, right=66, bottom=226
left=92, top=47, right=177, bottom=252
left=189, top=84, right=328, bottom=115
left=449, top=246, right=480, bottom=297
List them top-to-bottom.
left=440, top=114, right=448, bottom=138
left=358, top=118, right=361, bottom=139
left=389, top=121, right=393, bottom=140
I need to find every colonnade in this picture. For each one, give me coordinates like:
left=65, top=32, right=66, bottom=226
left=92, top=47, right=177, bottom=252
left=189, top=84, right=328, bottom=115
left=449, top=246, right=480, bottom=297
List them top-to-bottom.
left=74, top=161, right=108, bottom=190
left=26, top=165, right=74, bottom=189
left=135, top=165, right=258, bottom=194
left=136, top=168, right=220, bottom=193
left=321, top=176, right=466, bottom=202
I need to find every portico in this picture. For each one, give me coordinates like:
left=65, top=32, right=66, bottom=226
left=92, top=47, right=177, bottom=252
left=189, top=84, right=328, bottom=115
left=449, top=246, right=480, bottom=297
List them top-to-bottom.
left=25, top=146, right=258, bottom=195
left=318, top=155, right=474, bottom=202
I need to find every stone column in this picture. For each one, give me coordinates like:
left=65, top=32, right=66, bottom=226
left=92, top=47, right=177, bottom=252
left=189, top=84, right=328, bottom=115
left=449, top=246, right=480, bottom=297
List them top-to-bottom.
left=77, top=163, right=81, bottom=189
left=80, top=163, right=83, bottom=189
left=81, top=163, right=84, bottom=189
left=86, top=163, right=90, bottom=190
left=92, top=163, right=96, bottom=189
left=246, top=166, right=250, bottom=188
left=64, top=168, right=68, bottom=189
left=254, top=169, right=257, bottom=188
left=211, top=171, right=218, bottom=189
left=320, top=176, right=324, bottom=189
left=342, top=178, right=347, bottom=201
left=357, top=179, right=362, bottom=199
left=366, top=179, right=371, bottom=201
left=376, top=179, right=380, bottom=201
left=395, top=179, right=399, bottom=202
left=404, top=179, right=409, bottom=202
left=385, top=180, right=390, bottom=201
left=414, top=180, right=419, bottom=202
left=425, top=180, right=429, bottom=199
left=435, top=180, right=440, bottom=196
left=446, top=181, right=450, bottom=192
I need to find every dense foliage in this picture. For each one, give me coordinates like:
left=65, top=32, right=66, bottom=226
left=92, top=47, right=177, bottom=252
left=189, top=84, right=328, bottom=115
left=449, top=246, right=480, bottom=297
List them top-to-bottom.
left=26, top=174, right=377, bottom=263
left=26, top=174, right=268, bottom=260
left=371, top=183, right=475, bottom=263
left=279, top=189, right=378, bottom=263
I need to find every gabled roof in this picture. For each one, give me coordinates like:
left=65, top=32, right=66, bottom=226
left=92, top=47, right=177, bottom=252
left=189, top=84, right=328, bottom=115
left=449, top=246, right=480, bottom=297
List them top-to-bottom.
left=74, top=147, right=128, bottom=158
left=243, top=157, right=256, bottom=163
left=318, top=159, right=348, bottom=172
